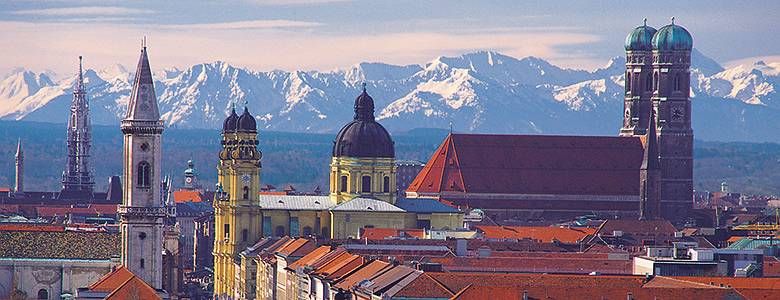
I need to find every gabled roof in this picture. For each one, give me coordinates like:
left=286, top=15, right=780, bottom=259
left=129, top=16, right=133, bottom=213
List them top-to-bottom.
left=407, top=133, right=643, bottom=196
left=173, top=190, right=204, bottom=203
left=258, top=195, right=332, bottom=210
left=331, top=197, right=405, bottom=212
left=395, top=198, right=461, bottom=213
left=476, top=225, right=596, bottom=243
left=360, top=228, right=425, bottom=240
left=0, top=231, right=118, bottom=259
left=276, top=238, right=314, bottom=257
left=287, top=245, right=332, bottom=270
left=333, top=260, right=392, bottom=290
left=356, top=265, right=419, bottom=295
left=87, top=266, right=161, bottom=300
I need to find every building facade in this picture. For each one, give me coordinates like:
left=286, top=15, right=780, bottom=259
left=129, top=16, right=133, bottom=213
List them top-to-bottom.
left=118, top=44, right=166, bottom=289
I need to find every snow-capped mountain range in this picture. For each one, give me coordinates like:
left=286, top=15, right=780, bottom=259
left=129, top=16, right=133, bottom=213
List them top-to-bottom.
left=2, top=50, right=779, bottom=142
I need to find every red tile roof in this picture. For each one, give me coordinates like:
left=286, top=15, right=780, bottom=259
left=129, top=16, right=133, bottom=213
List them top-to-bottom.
left=407, top=133, right=643, bottom=196
left=173, top=190, right=204, bottom=203
left=36, top=204, right=117, bottom=217
left=589, top=219, right=677, bottom=247
left=0, top=224, right=65, bottom=232
left=476, top=225, right=596, bottom=243
left=360, top=228, right=425, bottom=240
left=276, top=238, right=313, bottom=257
left=287, top=245, right=332, bottom=270
left=430, top=256, right=632, bottom=275
left=764, top=256, right=780, bottom=277
left=333, top=259, right=391, bottom=290
left=87, top=266, right=161, bottom=300
left=450, top=285, right=523, bottom=300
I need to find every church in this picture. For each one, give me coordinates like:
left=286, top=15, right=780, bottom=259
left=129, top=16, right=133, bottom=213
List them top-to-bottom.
left=406, top=18, right=694, bottom=224
left=211, top=85, right=463, bottom=296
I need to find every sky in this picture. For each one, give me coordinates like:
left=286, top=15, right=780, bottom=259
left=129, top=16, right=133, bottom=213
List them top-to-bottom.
left=1, top=0, right=778, bottom=77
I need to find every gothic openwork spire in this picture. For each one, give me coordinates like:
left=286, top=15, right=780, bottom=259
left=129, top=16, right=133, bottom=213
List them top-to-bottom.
left=61, top=56, right=94, bottom=196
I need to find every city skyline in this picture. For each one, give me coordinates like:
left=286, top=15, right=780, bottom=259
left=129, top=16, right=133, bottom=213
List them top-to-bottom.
left=1, top=0, right=778, bottom=76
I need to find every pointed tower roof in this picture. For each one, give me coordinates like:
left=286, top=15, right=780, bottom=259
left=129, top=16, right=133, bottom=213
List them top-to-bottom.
left=124, top=43, right=159, bottom=121
left=75, top=56, right=86, bottom=94
left=641, top=110, right=660, bottom=170
left=15, top=139, right=22, bottom=157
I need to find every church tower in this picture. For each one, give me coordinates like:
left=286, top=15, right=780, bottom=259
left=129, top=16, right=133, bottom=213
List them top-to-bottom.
left=651, top=18, right=694, bottom=220
left=621, top=19, right=656, bottom=136
left=118, top=43, right=165, bottom=289
left=61, top=56, right=94, bottom=198
left=330, top=85, right=396, bottom=204
left=213, top=104, right=263, bottom=297
left=15, top=139, right=23, bottom=193
left=183, top=159, right=199, bottom=190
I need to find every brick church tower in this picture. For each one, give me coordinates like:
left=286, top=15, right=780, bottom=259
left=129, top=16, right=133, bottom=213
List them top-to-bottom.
left=623, top=18, right=693, bottom=220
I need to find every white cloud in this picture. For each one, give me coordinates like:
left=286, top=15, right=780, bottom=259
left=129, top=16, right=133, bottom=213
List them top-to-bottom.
left=246, top=0, right=350, bottom=6
left=12, top=6, right=153, bottom=17
left=0, top=20, right=603, bottom=76
left=161, top=20, right=322, bottom=30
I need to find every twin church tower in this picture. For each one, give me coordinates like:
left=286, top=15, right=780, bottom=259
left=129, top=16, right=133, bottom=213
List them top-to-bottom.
left=621, top=18, right=694, bottom=220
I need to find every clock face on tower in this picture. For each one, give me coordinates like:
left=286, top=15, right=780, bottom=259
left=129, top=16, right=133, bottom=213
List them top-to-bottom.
left=671, top=106, right=685, bottom=122
left=241, top=174, right=251, bottom=184
left=185, top=177, right=192, bottom=184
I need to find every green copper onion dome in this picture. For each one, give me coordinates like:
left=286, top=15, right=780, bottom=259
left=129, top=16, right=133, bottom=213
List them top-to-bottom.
left=652, top=18, right=693, bottom=51
left=625, top=19, right=657, bottom=51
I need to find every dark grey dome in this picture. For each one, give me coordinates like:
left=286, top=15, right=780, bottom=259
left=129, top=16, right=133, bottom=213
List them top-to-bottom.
left=332, top=87, right=394, bottom=158
left=237, top=106, right=257, bottom=132
left=222, top=107, right=238, bottom=133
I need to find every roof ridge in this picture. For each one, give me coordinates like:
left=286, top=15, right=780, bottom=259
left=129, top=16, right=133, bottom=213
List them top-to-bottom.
left=448, top=134, right=467, bottom=193
left=88, top=266, right=127, bottom=289
left=426, top=273, right=457, bottom=296
left=104, top=276, right=137, bottom=299
left=652, top=276, right=728, bottom=289
left=449, top=283, right=473, bottom=299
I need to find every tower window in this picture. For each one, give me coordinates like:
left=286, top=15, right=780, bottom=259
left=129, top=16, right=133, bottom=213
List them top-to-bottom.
left=625, top=72, right=631, bottom=93
left=653, top=72, right=659, bottom=91
left=645, top=73, right=652, bottom=92
left=674, top=74, right=682, bottom=91
left=137, top=161, right=151, bottom=187
left=340, top=175, right=348, bottom=192
left=362, top=176, right=371, bottom=193
left=383, top=176, right=390, bottom=193
left=243, top=186, right=249, bottom=200
left=224, top=224, right=230, bottom=239
left=242, top=229, right=248, bottom=242
left=140, top=258, right=145, bottom=269
left=38, top=289, right=48, bottom=300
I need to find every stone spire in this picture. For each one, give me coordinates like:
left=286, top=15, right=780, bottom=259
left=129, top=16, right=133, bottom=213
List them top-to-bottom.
left=124, top=44, right=160, bottom=121
left=61, top=55, right=94, bottom=196
left=639, top=110, right=661, bottom=220
left=15, top=139, right=23, bottom=193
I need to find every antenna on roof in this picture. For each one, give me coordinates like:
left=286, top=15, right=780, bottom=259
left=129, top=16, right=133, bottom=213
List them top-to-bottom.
left=671, top=16, right=675, bottom=25
left=643, top=18, right=647, bottom=27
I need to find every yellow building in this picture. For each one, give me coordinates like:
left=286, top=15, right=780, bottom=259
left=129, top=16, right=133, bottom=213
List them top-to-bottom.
left=213, top=88, right=464, bottom=299
left=213, top=105, right=264, bottom=297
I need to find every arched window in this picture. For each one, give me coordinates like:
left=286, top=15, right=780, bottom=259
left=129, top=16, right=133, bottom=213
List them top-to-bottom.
left=625, top=72, right=631, bottom=93
left=653, top=72, right=659, bottom=91
left=645, top=73, right=652, bottom=91
left=674, top=74, right=681, bottom=91
left=137, top=161, right=150, bottom=187
left=340, top=176, right=348, bottom=193
left=362, top=176, right=371, bottom=193
left=383, top=176, right=390, bottom=193
left=243, top=186, right=249, bottom=200
left=275, top=226, right=285, bottom=237
left=303, top=226, right=313, bottom=236
left=242, top=229, right=248, bottom=242
left=140, top=258, right=145, bottom=269
left=37, top=289, right=48, bottom=300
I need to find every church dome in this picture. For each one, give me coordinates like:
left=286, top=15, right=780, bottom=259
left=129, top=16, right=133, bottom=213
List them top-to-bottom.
left=652, top=19, right=692, bottom=51
left=625, top=20, right=657, bottom=51
left=332, top=87, right=394, bottom=158
left=237, top=106, right=257, bottom=132
left=222, top=107, right=239, bottom=133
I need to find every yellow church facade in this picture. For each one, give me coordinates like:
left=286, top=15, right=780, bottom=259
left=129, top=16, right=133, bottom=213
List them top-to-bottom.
left=212, top=88, right=463, bottom=298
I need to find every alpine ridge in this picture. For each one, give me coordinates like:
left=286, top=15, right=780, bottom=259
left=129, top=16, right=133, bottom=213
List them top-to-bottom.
left=2, top=50, right=779, bottom=142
